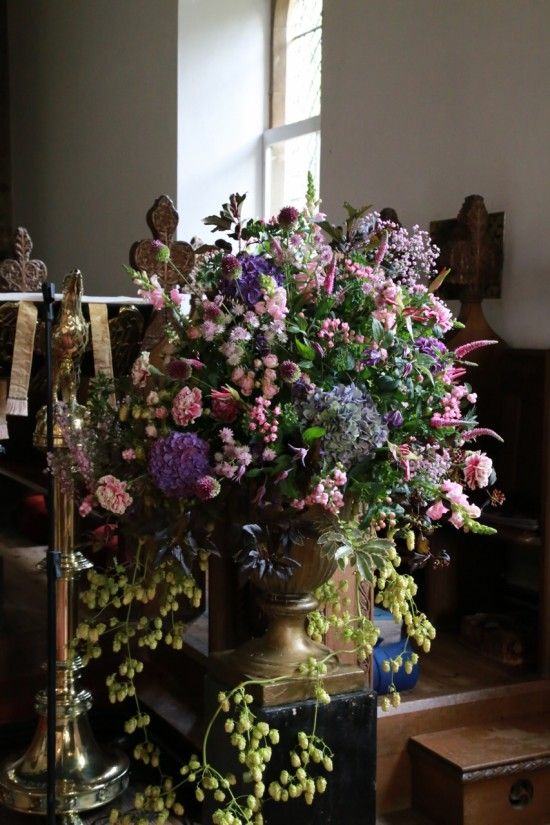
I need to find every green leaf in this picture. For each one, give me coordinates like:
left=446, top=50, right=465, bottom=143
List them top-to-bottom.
left=371, top=317, right=384, bottom=343
left=295, top=338, right=316, bottom=360
left=302, top=426, right=326, bottom=444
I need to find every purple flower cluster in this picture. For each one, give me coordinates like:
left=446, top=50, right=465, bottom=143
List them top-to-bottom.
left=222, top=254, right=284, bottom=306
left=416, top=337, right=447, bottom=372
left=149, top=431, right=210, bottom=498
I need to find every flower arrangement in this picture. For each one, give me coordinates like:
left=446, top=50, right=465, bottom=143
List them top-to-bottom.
left=59, top=179, right=502, bottom=824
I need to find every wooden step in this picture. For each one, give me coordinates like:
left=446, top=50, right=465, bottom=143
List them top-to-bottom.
left=409, top=718, right=550, bottom=825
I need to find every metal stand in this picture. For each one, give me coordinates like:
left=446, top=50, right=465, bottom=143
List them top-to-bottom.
left=0, top=274, right=129, bottom=821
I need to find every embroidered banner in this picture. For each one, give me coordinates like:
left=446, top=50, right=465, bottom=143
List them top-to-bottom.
left=6, top=301, right=38, bottom=416
left=0, top=378, right=8, bottom=439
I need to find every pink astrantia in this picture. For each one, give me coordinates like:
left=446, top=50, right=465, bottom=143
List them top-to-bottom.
left=172, top=386, right=203, bottom=427
left=463, top=451, right=493, bottom=489
left=95, top=475, right=133, bottom=515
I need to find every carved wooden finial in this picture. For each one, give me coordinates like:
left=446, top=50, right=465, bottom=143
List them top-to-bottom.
left=130, top=195, right=195, bottom=289
left=430, top=195, right=504, bottom=301
left=0, top=227, right=47, bottom=291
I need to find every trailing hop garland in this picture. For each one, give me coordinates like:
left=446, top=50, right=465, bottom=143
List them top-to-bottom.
left=57, top=177, right=503, bottom=822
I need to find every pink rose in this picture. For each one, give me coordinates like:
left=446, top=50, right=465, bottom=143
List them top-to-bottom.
left=172, top=386, right=203, bottom=427
left=464, top=451, right=493, bottom=490
left=95, top=475, right=133, bottom=516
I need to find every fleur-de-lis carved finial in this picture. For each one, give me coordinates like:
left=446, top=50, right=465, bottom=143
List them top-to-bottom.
left=130, top=195, right=195, bottom=289
left=0, top=227, right=47, bottom=291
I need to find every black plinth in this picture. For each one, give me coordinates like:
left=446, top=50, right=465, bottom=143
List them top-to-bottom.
left=203, top=676, right=377, bottom=825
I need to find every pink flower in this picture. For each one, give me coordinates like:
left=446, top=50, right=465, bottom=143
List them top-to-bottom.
left=170, top=287, right=184, bottom=306
left=426, top=295, right=453, bottom=332
left=372, top=308, right=396, bottom=331
left=201, top=320, right=218, bottom=341
left=454, top=339, right=498, bottom=360
left=131, top=352, right=151, bottom=388
left=263, top=353, right=278, bottom=369
left=172, top=386, right=203, bottom=427
left=211, top=389, right=240, bottom=423
left=145, top=424, right=158, bottom=438
left=122, top=448, right=136, bottom=461
left=464, top=451, right=493, bottom=489
left=95, top=475, right=133, bottom=516
left=195, top=475, right=221, bottom=501
left=79, top=495, right=94, bottom=517
left=426, top=500, right=449, bottom=520
left=449, top=511, right=465, bottom=529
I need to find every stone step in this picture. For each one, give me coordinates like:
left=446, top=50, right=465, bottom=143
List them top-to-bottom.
left=408, top=717, right=550, bottom=825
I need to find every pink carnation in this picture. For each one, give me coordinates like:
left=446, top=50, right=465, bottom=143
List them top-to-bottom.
left=172, top=386, right=203, bottom=427
left=464, top=451, right=493, bottom=489
left=95, top=475, right=133, bottom=515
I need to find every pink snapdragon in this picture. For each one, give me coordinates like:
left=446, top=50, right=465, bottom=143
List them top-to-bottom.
left=138, top=275, right=165, bottom=310
left=170, top=287, right=185, bottom=306
left=172, top=386, right=203, bottom=427
left=463, top=451, right=493, bottom=489
left=95, top=475, right=133, bottom=516
left=440, top=479, right=481, bottom=528
left=426, top=500, right=448, bottom=520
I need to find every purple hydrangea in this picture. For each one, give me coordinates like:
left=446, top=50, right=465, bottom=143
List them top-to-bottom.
left=221, top=254, right=284, bottom=306
left=300, top=383, right=388, bottom=468
left=148, top=432, right=211, bottom=498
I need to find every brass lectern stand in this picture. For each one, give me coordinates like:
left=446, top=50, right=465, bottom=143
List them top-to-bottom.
left=0, top=272, right=129, bottom=823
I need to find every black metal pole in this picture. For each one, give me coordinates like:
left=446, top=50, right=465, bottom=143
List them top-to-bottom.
left=42, top=281, right=57, bottom=825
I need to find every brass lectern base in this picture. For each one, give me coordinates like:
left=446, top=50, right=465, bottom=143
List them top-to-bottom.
left=0, top=709, right=129, bottom=820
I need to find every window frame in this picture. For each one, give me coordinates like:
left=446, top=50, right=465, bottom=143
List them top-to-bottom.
left=264, top=0, right=322, bottom=217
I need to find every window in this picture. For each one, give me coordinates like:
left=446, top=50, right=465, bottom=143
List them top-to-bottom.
left=264, top=0, right=322, bottom=217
